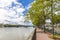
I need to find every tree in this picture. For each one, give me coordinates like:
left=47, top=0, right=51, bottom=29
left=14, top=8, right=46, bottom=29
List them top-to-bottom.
left=25, top=0, right=51, bottom=28
left=25, top=0, right=60, bottom=33
left=50, top=0, right=60, bottom=38
left=51, top=14, right=60, bottom=24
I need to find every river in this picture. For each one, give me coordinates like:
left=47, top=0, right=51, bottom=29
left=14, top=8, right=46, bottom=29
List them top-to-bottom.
left=0, top=27, right=35, bottom=40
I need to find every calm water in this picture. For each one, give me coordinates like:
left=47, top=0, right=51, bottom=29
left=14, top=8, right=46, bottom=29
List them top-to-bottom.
left=0, top=27, right=35, bottom=40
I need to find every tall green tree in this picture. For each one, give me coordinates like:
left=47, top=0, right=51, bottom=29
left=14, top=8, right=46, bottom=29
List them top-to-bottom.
left=25, top=0, right=60, bottom=28
left=26, top=0, right=51, bottom=27
left=50, top=0, right=60, bottom=24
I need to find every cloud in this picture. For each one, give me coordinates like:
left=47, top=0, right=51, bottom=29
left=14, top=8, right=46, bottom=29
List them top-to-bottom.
left=0, top=0, right=32, bottom=25
left=0, top=0, right=25, bottom=24
left=0, top=0, right=16, bottom=8
left=0, top=9, right=7, bottom=23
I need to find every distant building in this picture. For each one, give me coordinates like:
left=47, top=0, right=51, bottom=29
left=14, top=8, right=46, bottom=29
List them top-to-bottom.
left=45, top=19, right=52, bottom=27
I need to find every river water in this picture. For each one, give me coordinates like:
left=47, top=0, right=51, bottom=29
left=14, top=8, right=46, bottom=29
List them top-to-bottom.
left=0, top=27, right=35, bottom=40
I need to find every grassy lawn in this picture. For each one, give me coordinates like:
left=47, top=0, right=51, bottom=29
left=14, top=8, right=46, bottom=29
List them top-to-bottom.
left=49, top=34, right=60, bottom=39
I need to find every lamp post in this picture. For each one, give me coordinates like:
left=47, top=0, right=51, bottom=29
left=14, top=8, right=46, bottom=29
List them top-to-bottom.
left=42, top=0, right=46, bottom=32
left=50, top=0, right=55, bottom=39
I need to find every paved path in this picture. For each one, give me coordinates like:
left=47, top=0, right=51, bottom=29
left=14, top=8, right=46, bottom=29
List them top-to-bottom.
left=36, top=28, right=53, bottom=40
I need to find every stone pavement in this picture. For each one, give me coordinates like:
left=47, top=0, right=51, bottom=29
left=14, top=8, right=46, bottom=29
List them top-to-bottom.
left=36, top=28, right=53, bottom=40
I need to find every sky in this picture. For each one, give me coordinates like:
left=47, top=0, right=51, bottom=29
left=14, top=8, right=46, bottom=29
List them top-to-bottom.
left=0, top=0, right=34, bottom=25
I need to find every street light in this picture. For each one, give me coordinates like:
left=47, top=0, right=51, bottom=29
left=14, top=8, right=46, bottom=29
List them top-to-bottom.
left=50, top=0, right=55, bottom=39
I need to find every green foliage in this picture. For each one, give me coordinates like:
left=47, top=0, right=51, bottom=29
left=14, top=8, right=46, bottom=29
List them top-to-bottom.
left=25, top=0, right=60, bottom=26
left=26, top=0, right=51, bottom=26
left=50, top=0, right=60, bottom=24
left=51, top=14, right=60, bottom=24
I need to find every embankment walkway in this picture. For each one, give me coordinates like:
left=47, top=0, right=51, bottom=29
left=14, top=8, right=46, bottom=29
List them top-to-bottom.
left=36, top=28, right=53, bottom=40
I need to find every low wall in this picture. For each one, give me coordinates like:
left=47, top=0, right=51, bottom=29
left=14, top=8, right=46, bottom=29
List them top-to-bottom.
left=32, top=29, right=36, bottom=40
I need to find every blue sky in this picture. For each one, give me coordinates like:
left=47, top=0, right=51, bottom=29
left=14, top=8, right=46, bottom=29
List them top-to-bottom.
left=0, top=0, right=34, bottom=25
left=17, top=0, right=33, bottom=7
left=17, top=0, right=34, bottom=15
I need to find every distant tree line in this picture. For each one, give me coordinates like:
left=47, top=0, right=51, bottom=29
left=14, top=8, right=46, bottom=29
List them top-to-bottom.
left=0, top=24, right=33, bottom=27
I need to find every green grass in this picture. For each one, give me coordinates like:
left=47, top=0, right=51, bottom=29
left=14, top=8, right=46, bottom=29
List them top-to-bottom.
left=49, top=34, right=60, bottom=39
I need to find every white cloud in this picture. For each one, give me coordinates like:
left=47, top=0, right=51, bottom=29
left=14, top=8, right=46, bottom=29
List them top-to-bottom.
left=0, top=0, right=32, bottom=25
left=0, top=0, right=25, bottom=24
left=0, top=0, right=16, bottom=8
left=16, top=8, right=25, bottom=13
left=0, top=9, right=7, bottom=23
